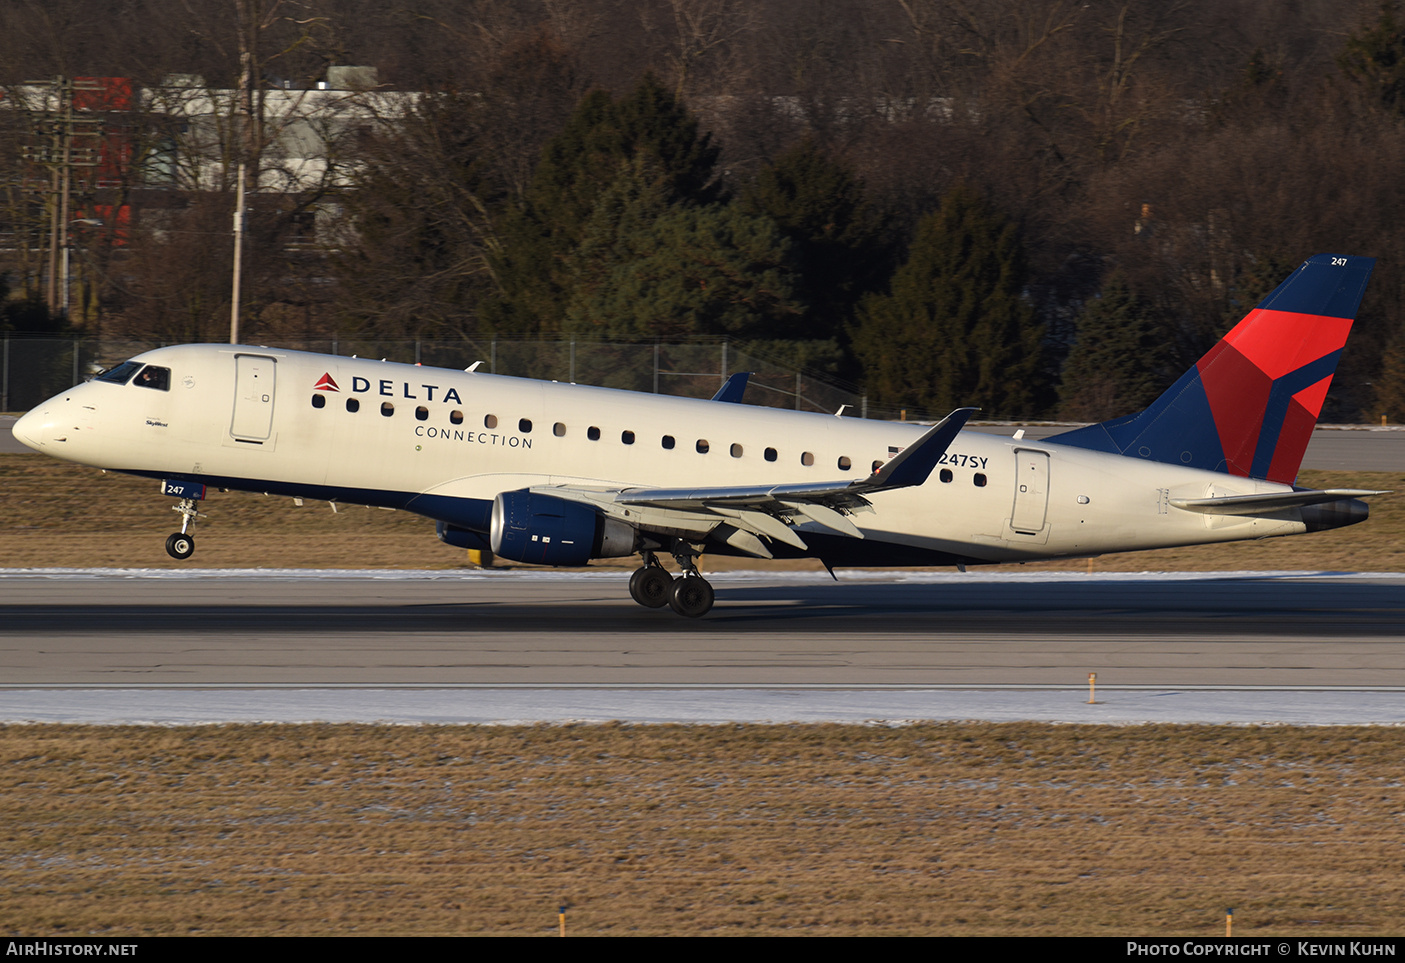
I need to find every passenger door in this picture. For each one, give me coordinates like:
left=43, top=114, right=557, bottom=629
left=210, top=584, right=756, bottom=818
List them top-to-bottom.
left=230, top=354, right=277, bottom=443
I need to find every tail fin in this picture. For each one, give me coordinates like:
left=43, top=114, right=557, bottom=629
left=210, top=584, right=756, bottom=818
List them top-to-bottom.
left=1051, top=253, right=1376, bottom=484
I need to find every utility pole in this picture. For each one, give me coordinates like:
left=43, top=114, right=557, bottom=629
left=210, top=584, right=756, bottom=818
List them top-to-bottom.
left=230, top=0, right=266, bottom=346
left=230, top=15, right=251, bottom=346
left=23, top=78, right=102, bottom=318
left=231, top=159, right=247, bottom=345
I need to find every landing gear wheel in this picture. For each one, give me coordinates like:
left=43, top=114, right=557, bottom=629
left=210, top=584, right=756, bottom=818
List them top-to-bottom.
left=165, top=532, right=195, bottom=560
left=629, top=566, right=673, bottom=608
left=667, top=575, right=715, bottom=618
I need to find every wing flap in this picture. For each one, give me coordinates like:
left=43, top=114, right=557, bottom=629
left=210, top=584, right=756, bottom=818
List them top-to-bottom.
left=782, top=500, right=864, bottom=539
left=708, top=506, right=810, bottom=550
left=718, top=525, right=774, bottom=558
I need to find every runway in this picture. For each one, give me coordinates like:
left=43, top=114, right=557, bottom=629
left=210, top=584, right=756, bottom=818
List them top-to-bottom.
left=2, top=569, right=1403, bottom=724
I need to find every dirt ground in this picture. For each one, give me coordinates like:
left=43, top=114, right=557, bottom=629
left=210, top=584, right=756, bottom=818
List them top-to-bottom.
left=2, top=723, right=1403, bottom=937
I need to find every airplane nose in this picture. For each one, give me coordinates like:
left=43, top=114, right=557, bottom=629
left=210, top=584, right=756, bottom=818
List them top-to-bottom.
left=11, top=408, right=45, bottom=451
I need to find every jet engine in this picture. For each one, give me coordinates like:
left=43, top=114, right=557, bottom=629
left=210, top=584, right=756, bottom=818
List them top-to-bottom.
left=490, top=490, right=638, bottom=566
left=435, top=521, right=492, bottom=552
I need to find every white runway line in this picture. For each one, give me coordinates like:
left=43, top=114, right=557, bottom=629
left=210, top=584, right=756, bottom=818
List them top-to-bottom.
left=2, top=686, right=1403, bottom=726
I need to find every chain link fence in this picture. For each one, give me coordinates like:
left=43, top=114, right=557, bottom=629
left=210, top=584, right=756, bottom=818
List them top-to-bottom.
left=1, top=336, right=901, bottom=419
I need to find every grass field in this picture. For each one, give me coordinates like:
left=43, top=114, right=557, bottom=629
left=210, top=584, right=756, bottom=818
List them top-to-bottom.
left=1, top=454, right=1401, bottom=571
left=3, top=723, right=1404, bottom=937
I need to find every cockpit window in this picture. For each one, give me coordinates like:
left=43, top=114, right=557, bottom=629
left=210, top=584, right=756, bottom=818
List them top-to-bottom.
left=95, top=361, right=143, bottom=385
left=132, top=365, right=171, bottom=391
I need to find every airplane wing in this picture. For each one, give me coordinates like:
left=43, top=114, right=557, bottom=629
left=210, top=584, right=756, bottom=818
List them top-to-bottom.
left=710, top=372, right=752, bottom=403
left=614, top=406, right=976, bottom=507
left=530, top=408, right=977, bottom=557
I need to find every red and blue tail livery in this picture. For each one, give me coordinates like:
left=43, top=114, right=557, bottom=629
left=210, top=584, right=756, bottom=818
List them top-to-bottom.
left=1052, top=253, right=1375, bottom=484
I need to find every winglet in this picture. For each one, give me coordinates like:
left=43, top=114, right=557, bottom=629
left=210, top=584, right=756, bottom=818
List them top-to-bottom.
left=711, top=372, right=752, bottom=403
left=853, top=408, right=977, bottom=493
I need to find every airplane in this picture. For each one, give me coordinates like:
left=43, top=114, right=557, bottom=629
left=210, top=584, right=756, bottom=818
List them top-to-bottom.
left=10, top=253, right=1386, bottom=617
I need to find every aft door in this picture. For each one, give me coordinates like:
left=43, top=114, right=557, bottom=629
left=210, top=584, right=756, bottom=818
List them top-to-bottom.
left=230, top=354, right=276, bottom=442
left=1009, top=449, right=1050, bottom=537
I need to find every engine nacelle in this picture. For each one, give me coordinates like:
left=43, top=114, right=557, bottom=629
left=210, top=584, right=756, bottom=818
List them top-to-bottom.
left=490, top=490, right=638, bottom=566
left=435, top=521, right=492, bottom=552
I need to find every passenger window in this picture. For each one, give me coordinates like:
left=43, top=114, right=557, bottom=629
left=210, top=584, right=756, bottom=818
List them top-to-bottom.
left=133, top=365, right=170, bottom=391
left=311, top=394, right=326, bottom=409
left=346, top=398, right=360, bottom=413
left=381, top=402, right=394, bottom=417
left=415, top=406, right=429, bottom=421
left=449, top=410, right=463, bottom=425
left=484, top=414, right=498, bottom=429
left=519, top=418, right=532, bottom=433
left=554, top=423, right=566, bottom=437
left=588, top=426, right=601, bottom=441
left=622, top=430, right=635, bottom=445
left=662, top=435, right=676, bottom=450
left=696, top=439, right=710, bottom=454
left=730, top=443, right=743, bottom=458
left=765, top=448, right=777, bottom=462
left=801, top=452, right=814, bottom=466
left=838, top=456, right=852, bottom=471
left=872, top=460, right=883, bottom=473
left=940, top=469, right=953, bottom=483
left=974, top=473, right=987, bottom=487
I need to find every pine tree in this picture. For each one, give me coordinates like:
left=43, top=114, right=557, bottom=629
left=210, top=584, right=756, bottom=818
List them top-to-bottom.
left=1340, top=2, right=1405, bottom=115
left=329, top=34, right=582, bottom=339
left=484, top=75, right=720, bottom=337
left=331, top=89, right=501, bottom=339
left=739, top=139, right=885, bottom=347
left=564, top=162, right=803, bottom=342
left=852, top=186, right=1043, bottom=418
left=1059, top=273, right=1175, bottom=421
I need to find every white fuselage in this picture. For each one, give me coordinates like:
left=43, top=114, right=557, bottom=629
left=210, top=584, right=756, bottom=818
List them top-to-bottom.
left=12, top=344, right=1314, bottom=565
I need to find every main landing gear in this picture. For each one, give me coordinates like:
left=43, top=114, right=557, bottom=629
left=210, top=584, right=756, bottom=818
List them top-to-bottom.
left=628, top=548, right=715, bottom=618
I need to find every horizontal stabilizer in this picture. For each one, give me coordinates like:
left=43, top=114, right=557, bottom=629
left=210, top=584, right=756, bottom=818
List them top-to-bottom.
left=1170, top=488, right=1388, bottom=515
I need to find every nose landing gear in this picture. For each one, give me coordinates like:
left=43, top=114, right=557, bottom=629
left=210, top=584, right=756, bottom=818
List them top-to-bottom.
left=161, top=480, right=207, bottom=560
left=165, top=530, right=195, bottom=560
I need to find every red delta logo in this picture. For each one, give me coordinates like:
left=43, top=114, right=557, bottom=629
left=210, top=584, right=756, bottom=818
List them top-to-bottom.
left=313, top=373, right=340, bottom=392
